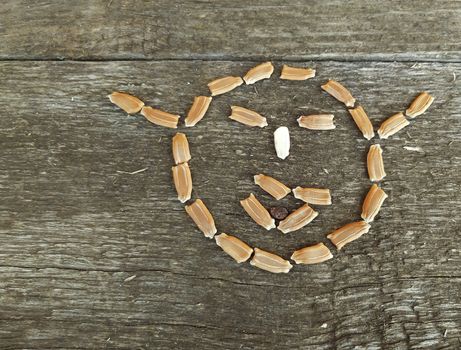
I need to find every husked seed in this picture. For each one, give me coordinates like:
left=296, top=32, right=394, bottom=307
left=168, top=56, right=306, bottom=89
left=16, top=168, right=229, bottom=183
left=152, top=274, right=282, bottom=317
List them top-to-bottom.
left=243, top=62, right=274, bottom=85
left=280, top=65, right=316, bottom=80
left=208, top=76, right=243, bottom=96
left=321, top=80, right=356, bottom=107
left=108, top=92, right=144, bottom=114
left=405, top=92, right=434, bottom=118
left=185, top=96, right=212, bottom=127
left=141, top=106, right=180, bottom=128
left=229, top=106, right=268, bottom=127
left=348, top=106, right=375, bottom=140
left=378, top=112, right=409, bottom=139
left=297, top=114, right=336, bottom=130
left=274, top=126, right=290, bottom=159
left=172, top=133, right=191, bottom=165
left=367, top=144, right=386, bottom=182
left=172, top=162, right=192, bottom=203
left=254, top=174, right=291, bottom=200
left=361, top=184, right=388, bottom=223
left=292, top=187, right=332, bottom=205
left=240, top=193, right=276, bottom=230
left=185, top=199, right=217, bottom=238
left=278, top=204, right=318, bottom=234
left=270, top=207, right=289, bottom=220
left=327, top=221, right=371, bottom=250
left=215, top=233, right=253, bottom=263
left=291, top=243, right=333, bottom=264
left=250, top=248, right=293, bottom=273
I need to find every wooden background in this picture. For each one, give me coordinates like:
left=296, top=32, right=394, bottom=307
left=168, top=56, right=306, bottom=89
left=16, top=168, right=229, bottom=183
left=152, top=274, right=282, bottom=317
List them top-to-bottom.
left=1, top=1, right=460, bottom=349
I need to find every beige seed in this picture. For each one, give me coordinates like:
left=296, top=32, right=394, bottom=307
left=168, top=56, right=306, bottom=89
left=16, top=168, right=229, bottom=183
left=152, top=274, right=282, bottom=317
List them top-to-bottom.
left=243, top=62, right=274, bottom=85
left=280, top=65, right=316, bottom=80
left=208, top=76, right=243, bottom=96
left=321, top=80, right=356, bottom=107
left=108, top=92, right=144, bottom=114
left=405, top=92, right=434, bottom=118
left=185, top=96, right=212, bottom=127
left=140, top=106, right=179, bottom=129
left=229, top=106, right=268, bottom=128
left=348, top=106, right=375, bottom=140
left=378, top=112, right=410, bottom=139
left=297, top=114, right=336, bottom=130
left=172, top=133, right=191, bottom=165
left=367, top=144, right=386, bottom=182
left=172, top=162, right=192, bottom=203
left=254, top=174, right=291, bottom=200
left=361, top=184, right=388, bottom=223
left=292, top=187, right=332, bottom=206
left=240, top=193, right=275, bottom=230
left=185, top=199, right=217, bottom=238
left=278, top=204, right=319, bottom=234
left=327, top=221, right=371, bottom=250
left=215, top=233, right=253, bottom=263
left=291, top=243, right=333, bottom=265
left=250, top=248, right=293, bottom=273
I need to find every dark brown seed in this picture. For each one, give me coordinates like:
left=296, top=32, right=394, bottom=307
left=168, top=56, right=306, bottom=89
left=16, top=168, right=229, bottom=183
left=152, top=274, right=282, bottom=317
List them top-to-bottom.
left=270, top=207, right=289, bottom=220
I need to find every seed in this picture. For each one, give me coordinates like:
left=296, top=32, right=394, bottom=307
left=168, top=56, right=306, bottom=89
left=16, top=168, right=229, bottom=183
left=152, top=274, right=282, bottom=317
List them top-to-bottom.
left=243, top=62, right=274, bottom=85
left=280, top=65, right=316, bottom=80
left=208, top=76, right=243, bottom=96
left=321, top=80, right=356, bottom=107
left=108, top=92, right=144, bottom=114
left=405, top=92, right=434, bottom=118
left=185, top=96, right=212, bottom=127
left=140, top=106, right=180, bottom=129
left=229, top=106, right=268, bottom=127
left=348, top=106, right=375, bottom=140
left=378, top=112, right=409, bottom=139
left=297, top=114, right=335, bottom=130
left=274, top=126, right=290, bottom=160
left=172, top=133, right=191, bottom=165
left=367, top=144, right=386, bottom=182
left=172, top=162, right=192, bottom=203
left=254, top=174, right=291, bottom=200
left=361, top=184, right=388, bottom=223
left=292, top=187, right=332, bottom=205
left=240, top=193, right=276, bottom=230
left=185, top=199, right=217, bottom=238
left=278, top=204, right=318, bottom=234
left=270, top=207, right=289, bottom=220
left=327, top=221, right=371, bottom=250
left=215, top=233, right=253, bottom=263
left=291, top=243, right=333, bottom=265
left=250, top=248, right=293, bottom=273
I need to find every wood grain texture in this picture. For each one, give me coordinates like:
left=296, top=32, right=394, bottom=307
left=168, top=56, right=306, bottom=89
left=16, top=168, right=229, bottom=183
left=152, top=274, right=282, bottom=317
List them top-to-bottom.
left=0, top=60, right=460, bottom=349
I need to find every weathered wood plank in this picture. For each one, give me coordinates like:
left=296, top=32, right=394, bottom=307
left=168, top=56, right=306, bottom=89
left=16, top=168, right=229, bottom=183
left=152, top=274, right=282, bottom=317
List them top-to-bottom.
left=0, top=61, right=460, bottom=349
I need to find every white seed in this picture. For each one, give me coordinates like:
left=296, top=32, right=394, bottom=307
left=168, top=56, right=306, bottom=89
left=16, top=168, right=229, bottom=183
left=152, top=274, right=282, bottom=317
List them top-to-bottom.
left=243, top=62, right=274, bottom=85
left=280, top=65, right=316, bottom=80
left=208, top=76, right=243, bottom=96
left=321, top=80, right=356, bottom=107
left=108, top=92, right=144, bottom=114
left=405, top=92, right=434, bottom=118
left=185, top=96, right=212, bottom=127
left=140, top=106, right=180, bottom=129
left=229, top=106, right=268, bottom=127
left=348, top=106, right=375, bottom=140
left=378, top=112, right=410, bottom=139
left=297, top=114, right=336, bottom=130
left=274, top=126, right=290, bottom=160
left=172, top=133, right=191, bottom=165
left=367, top=144, right=386, bottom=182
left=172, top=162, right=192, bottom=203
left=254, top=174, right=291, bottom=200
left=361, top=184, right=388, bottom=223
left=292, top=187, right=332, bottom=205
left=240, top=193, right=275, bottom=230
left=185, top=199, right=217, bottom=238
left=278, top=204, right=319, bottom=234
left=327, top=221, right=371, bottom=250
left=215, top=233, right=253, bottom=263
left=291, top=243, right=333, bottom=265
left=250, top=248, right=293, bottom=273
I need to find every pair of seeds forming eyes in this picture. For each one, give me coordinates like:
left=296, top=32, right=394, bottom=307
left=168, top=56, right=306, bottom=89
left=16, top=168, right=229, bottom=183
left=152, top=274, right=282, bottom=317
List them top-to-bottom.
left=108, top=62, right=434, bottom=273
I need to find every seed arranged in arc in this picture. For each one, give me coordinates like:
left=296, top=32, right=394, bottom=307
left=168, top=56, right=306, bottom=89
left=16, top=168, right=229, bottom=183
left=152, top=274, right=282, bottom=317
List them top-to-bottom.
left=243, top=62, right=274, bottom=85
left=280, top=65, right=316, bottom=80
left=208, top=76, right=244, bottom=96
left=321, top=80, right=356, bottom=107
left=108, top=92, right=145, bottom=114
left=405, top=92, right=434, bottom=118
left=185, top=96, right=212, bottom=127
left=140, top=106, right=180, bottom=129
left=229, top=106, right=268, bottom=128
left=348, top=106, right=375, bottom=140
left=378, top=112, right=410, bottom=139
left=297, top=114, right=336, bottom=130
left=274, top=126, right=290, bottom=159
left=172, top=133, right=191, bottom=165
left=367, top=144, right=386, bottom=182
left=172, top=162, right=192, bottom=203
left=254, top=174, right=291, bottom=200
left=361, top=184, right=388, bottom=223
left=292, top=187, right=332, bottom=206
left=240, top=193, right=276, bottom=230
left=185, top=199, right=217, bottom=238
left=278, top=204, right=319, bottom=234
left=327, top=221, right=371, bottom=250
left=215, top=233, right=253, bottom=263
left=291, top=243, right=333, bottom=265
left=250, top=248, right=293, bottom=273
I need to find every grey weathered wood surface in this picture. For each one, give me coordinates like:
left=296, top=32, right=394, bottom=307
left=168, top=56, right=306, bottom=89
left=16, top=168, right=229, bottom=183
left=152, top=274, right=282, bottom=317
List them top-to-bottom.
left=1, top=1, right=461, bottom=350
